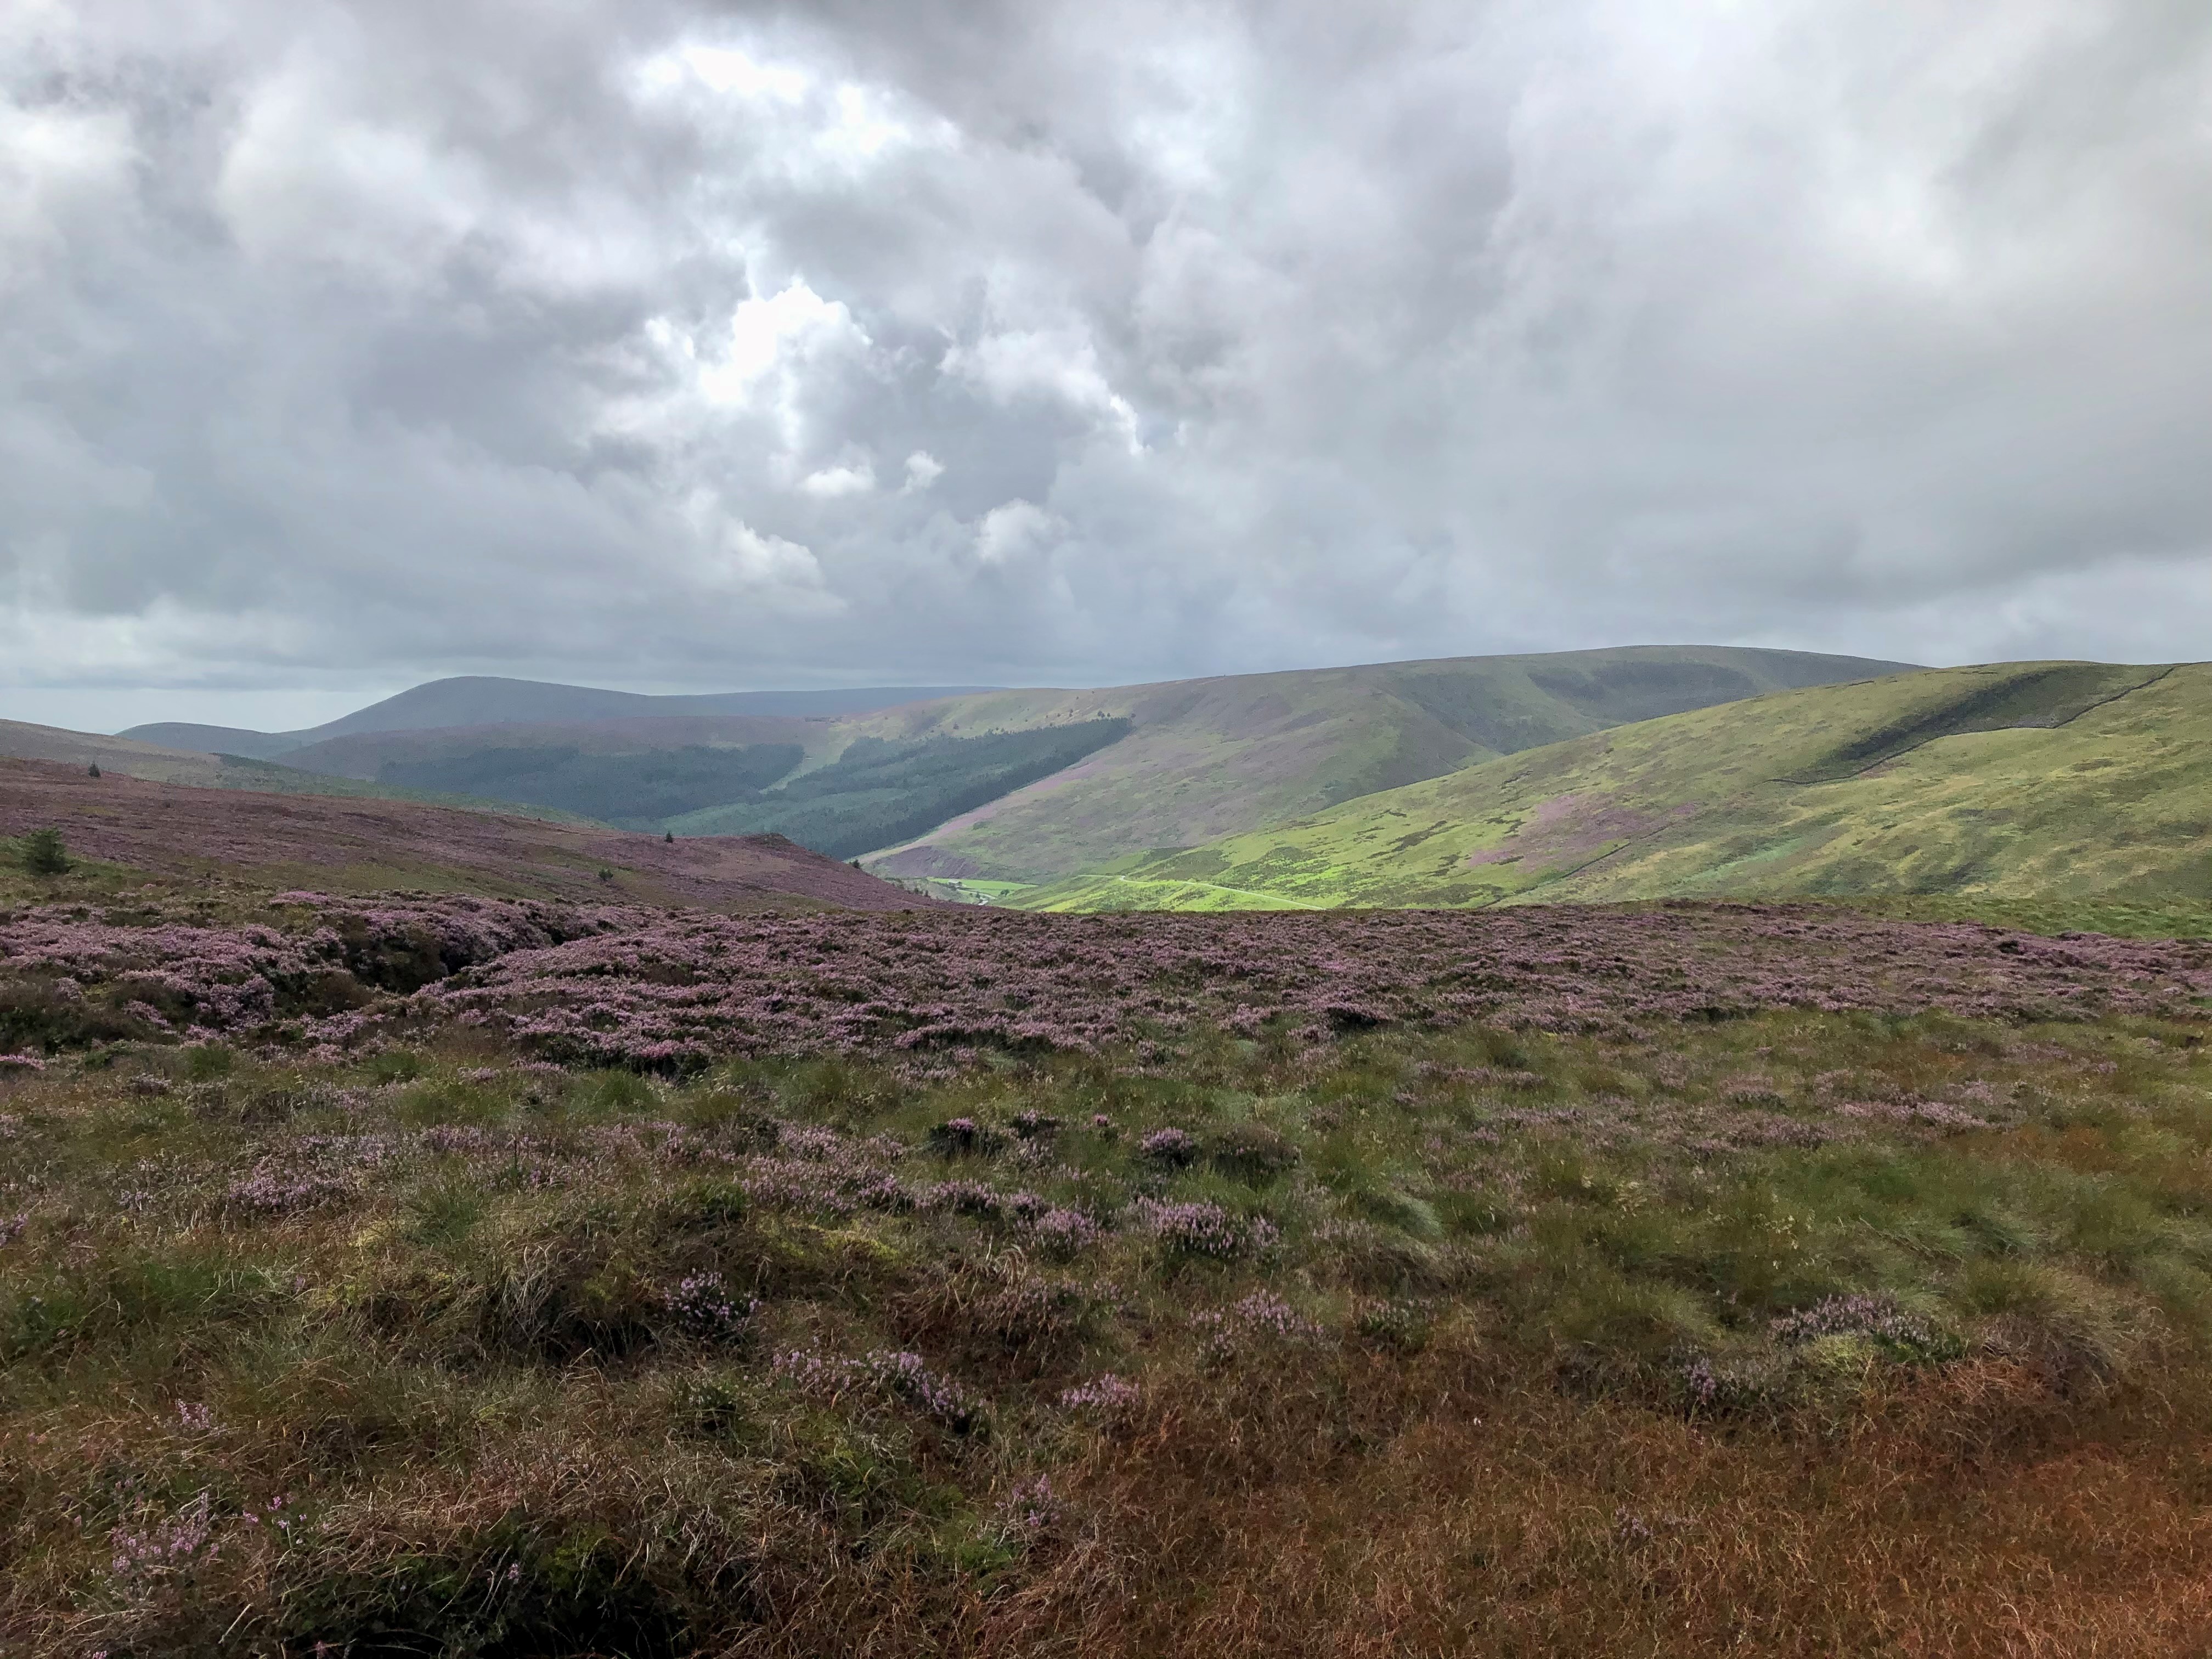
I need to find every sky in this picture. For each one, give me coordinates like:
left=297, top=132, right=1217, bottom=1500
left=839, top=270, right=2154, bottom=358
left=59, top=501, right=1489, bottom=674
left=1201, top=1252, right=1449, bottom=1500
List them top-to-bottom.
left=5, top=0, right=2210, bottom=734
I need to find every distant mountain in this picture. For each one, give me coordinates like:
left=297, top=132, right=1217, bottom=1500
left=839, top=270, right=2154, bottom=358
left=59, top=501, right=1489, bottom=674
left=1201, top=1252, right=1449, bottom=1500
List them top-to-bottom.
left=1015, top=659, right=2211, bottom=913
left=119, top=678, right=997, bottom=757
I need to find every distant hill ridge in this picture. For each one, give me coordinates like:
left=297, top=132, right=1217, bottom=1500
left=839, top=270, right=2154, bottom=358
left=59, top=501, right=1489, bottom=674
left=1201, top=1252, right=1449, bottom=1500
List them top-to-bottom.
left=45, top=648, right=1917, bottom=878
left=121, top=678, right=999, bottom=759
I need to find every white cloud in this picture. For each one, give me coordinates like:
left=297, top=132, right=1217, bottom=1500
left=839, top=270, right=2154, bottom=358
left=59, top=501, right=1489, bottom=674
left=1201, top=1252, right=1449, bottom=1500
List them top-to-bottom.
left=0, top=103, right=137, bottom=269
left=945, top=328, right=1144, bottom=455
left=801, top=460, right=876, bottom=498
left=974, top=499, right=1064, bottom=566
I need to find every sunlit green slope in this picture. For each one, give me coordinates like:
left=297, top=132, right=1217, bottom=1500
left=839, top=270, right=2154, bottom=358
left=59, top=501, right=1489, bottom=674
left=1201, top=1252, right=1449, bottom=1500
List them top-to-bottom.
left=1018, top=661, right=2212, bottom=912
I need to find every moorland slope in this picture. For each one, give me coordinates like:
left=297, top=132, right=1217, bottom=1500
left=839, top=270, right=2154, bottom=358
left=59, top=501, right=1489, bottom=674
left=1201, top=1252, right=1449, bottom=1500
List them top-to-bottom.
left=1022, top=660, right=2212, bottom=912
left=0, top=720, right=607, bottom=825
left=0, top=758, right=924, bottom=911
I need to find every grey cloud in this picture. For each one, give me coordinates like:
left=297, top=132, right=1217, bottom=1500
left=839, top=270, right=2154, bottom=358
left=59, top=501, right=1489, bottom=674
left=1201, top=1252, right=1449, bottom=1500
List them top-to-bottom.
left=4, top=0, right=2211, bottom=728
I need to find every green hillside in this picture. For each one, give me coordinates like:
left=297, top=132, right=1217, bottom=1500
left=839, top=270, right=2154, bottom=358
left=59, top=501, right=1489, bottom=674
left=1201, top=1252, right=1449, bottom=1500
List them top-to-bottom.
left=859, top=646, right=1907, bottom=883
left=1018, top=661, right=2212, bottom=913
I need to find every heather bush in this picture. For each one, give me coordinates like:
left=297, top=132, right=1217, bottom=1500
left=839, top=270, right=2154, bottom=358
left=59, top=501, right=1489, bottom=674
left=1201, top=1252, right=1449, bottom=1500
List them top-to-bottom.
left=1207, top=1119, right=1300, bottom=1182
left=1136, top=1126, right=1200, bottom=1167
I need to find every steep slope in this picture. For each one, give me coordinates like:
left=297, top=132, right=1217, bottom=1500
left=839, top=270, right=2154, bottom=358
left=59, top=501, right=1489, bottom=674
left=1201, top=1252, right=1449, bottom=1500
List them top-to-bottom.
left=860, top=646, right=1912, bottom=884
left=1020, top=661, right=2210, bottom=911
left=121, top=678, right=994, bottom=756
left=269, top=715, right=1136, bottom=850
left=665, top=719, right=1134, bottom=857
left=0, top=757, right=927, bottom=911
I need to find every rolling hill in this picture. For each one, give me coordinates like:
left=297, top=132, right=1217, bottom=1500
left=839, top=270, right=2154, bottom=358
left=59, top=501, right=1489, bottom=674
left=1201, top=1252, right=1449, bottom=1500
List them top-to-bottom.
left=1016, top=660, right=2212, bottom=913
left=119, top=677, right=994, bottom=758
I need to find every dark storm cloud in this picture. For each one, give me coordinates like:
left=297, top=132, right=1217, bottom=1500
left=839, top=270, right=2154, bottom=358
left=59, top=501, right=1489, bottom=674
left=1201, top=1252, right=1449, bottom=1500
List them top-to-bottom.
left=4, top=0, right=2210, bottom=725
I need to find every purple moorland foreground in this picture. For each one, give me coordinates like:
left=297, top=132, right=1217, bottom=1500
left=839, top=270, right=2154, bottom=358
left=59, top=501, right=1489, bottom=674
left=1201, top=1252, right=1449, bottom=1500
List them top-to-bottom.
left=3, top=889, right=2208, bottom=1070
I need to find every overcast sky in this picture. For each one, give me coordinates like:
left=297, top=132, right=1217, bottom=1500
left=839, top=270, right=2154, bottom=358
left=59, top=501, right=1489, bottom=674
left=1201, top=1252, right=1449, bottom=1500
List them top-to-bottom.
left=5, top=0, right=2210, bottom=733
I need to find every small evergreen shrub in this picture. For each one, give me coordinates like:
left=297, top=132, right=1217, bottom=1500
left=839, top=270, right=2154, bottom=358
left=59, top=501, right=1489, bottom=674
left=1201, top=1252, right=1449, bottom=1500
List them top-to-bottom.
left=21, top=828, right=70, bottom=876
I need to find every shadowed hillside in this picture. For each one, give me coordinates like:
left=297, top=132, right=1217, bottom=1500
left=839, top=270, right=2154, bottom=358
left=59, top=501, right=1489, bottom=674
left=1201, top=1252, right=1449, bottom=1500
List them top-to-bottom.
left=1018, top=661, right=2212, bottom=913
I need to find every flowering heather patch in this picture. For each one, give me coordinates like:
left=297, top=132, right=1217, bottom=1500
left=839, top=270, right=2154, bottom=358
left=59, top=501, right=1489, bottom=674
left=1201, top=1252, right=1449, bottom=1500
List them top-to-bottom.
left=0, top=754, right=929, bottom=912
left=0, top=890, right=627, bottom=1049
left=10, top=894, right=2207, bottom=1072
left=1836, top=1098, right=1996, bottom=1133
left=1136, top=1127, right=1199, bottom=1167
left=737, top=1146, right=907, bottom=1217
left=225, top=1163, right=355, bottom=1216
left=1133, top=1198, right=1279, bottom=1261
left=1025, top=1206, right=1103, bottom=1257
left=662, top=1273, right=755, bottom=1342
left=1194, top=1290, right=1324, bottom=1362
left=1770, top=1295, right=1948, bottom=1356
left=772, top=1346, right=985, bottom=1433
left=1058, top=1373, right=1141, bottom=1415
left=990, top=1476, right=1060, bottom=1549
left=108, top=1492, right=220, bottom=1593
